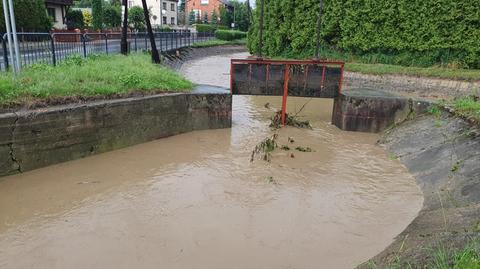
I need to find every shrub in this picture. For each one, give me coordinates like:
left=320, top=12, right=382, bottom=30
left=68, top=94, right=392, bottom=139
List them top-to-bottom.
left=0, top=0, right=52, bottom=32
left=92, top=0, right=103, bottom=30
left=248, top=0, right=480, bottom=69
left=128, top=6, right=145, bottom=31
left=65, top=10, right=84, bottom=30
left=195, top=24, right=216, bottom=33
left=216, top=30, right=247, bottom=41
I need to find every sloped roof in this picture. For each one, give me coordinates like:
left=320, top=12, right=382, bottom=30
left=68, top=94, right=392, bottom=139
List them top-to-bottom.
left=44, top=0, right=73, bottom=5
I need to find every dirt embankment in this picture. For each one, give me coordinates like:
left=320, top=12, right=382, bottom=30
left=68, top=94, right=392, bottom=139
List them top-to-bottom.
left=360, top=113, right=480, bottom=268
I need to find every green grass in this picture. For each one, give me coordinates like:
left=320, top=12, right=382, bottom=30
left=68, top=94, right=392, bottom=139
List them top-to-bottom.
left=191, top=38, right=246, bottom=48
left=273, top=47, right=480, bottom=81
left=0, top=53, right=193, bottom=107
left=346, top=62, right=480, bottom=81
left=448, top=97, right=480, bottom=122
left=376, top=239, right=480, bottom=269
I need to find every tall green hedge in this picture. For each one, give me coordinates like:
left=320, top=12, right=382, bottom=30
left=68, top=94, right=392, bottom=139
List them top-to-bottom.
left=0, top=0, right=52, bottom=32
left=248, top=0, right=480, bottom=69
left=216, top=30, right=247, bottom=41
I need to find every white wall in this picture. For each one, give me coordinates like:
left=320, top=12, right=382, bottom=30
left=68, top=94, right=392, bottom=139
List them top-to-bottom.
left=129, top=0, right=178, bottom=27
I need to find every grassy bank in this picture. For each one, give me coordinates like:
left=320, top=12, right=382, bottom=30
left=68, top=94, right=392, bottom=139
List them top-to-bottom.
left=191, top=38, right=247, bottom=48
left=272, top=48, right=480, bottom=81
left=0, top=54, right=193, bottom=107
left=346, top=62, right=480, bottom=81
left=447, top=97, right=480, bottom=123
left=371, top=238, right=480, bottom=269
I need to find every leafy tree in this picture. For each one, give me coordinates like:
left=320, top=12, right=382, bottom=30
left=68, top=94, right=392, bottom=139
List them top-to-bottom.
left=0, top=0, right=52, bottom=32
left=73, top=0, right=92, bottom=8
left=92, top=0, right=103, bottom=30
left=231, top=0, right=250, bottom=31
left=103, top=5, right=121, bottom=28
left=219, top=5, right=232, bottom=28
left=128, top=6, right=145, bottom=31
left=65, top=10, right=85, bottom=30
left=82, top=10, right=93, bottom=28
left=188, top=10, right=196, bottom=25
left=211, top=11, right=218, bottom=25
left=203, top=12, right=209, bottom=24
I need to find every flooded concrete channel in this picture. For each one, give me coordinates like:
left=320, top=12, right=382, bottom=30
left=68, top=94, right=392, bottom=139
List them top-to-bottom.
left=0, top=52, right=423, bottom=269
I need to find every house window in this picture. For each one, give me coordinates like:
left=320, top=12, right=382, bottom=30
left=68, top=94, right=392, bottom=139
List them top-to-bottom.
left=201, top=0, right=208, bottom=5
left=128, top=1, right=133, bottom=8
left=163, top=2, right=167, bottom=10
left=170, top=3, right=175, bottom=11
left=47, top=7, right=57, bottom=22
left=163, top=16, right=167, bottom=24
left=171, top=17, right=175, bottom=25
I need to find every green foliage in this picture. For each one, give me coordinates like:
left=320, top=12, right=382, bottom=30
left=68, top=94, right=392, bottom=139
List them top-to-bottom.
left=0, top=0, right=52, bottom=32
left=92, top=0, right=103, bottom=30
left=231, top=0, right=251, bottom=31
left=248, top=0, right=480, bottom=69
left=103, top=5, right=121, bottom=28
left=219, top=5, right=232, bottom=27
left=129, top=6, right=145, bottom=31
left=65, top=10, right=85, bottom=30
left=82, top=10, right=93, bottom=28
left=189, top=11, right=196, bottom=25
left=211, top=11, right=219, bottom=25
left=203, top=12, right=209, bottom=24
left=195, top=24, right=217, bottom=33
left=215, top=30, right=247, bottom=41
left=191, top=38, right=246, bottom=48
left=0, top=54, right=193, bottom=106
left=449, top=96, right=480, bottom=122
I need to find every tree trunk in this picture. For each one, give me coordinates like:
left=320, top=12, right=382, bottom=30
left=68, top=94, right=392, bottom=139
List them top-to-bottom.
left=141, top=0, right=161, bottom=63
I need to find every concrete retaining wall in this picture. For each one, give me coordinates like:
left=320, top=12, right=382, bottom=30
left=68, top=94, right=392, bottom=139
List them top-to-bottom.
left=0, top=89, right=232, bottom=177
left=332, top=89, right=430, bottom=133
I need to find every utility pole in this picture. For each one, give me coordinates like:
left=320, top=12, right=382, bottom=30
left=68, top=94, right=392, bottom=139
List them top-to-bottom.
left=2, top=0, right=20, bottom=73
left=121, top=0, right=129, bottom=55
left=141, top=0, right=161, bottom=63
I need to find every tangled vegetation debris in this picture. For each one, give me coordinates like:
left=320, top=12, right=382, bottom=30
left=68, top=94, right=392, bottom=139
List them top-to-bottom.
left=270, top=111, right=313, bottom=129
left=251, top=134, right=278, bottom=162
left=295, top=146, right=314, bottom=152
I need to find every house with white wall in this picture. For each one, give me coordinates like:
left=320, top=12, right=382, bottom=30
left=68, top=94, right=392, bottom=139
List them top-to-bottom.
left=45, top=0, right=73, bottom=29
left=128, top=0, right=179, bottom=27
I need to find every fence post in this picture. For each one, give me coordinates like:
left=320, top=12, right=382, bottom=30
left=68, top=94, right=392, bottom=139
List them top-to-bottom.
left=134, top=32, right=137, bottom=52
left=104, top=33, right=108, bottom=54
left=50, top=34, right=56, bottom=66
left=82, top=34, right=87, bottom=58
left=1, top=35, right=8, bottom=71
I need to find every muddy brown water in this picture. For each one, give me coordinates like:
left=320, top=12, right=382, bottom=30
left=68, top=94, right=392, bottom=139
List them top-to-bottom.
left=0, top=53, right=423, bottom=269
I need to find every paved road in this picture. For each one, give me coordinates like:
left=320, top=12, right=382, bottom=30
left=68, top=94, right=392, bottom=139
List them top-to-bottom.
left=0, top=34, right=213, bottom=70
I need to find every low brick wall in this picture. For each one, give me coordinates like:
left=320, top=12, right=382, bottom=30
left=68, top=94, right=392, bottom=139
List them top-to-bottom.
left=0, top=89, right=231, bottom=177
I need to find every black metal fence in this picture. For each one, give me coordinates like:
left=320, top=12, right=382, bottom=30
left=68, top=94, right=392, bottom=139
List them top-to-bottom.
left=0, top=30, right=215, bottom=71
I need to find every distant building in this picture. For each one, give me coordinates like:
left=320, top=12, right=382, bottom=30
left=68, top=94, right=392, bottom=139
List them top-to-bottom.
left=45, top=0, right=73, bottom=29
left=128, top=0, right=179, bottom=27
left=186, top=0, right=232, bottom=24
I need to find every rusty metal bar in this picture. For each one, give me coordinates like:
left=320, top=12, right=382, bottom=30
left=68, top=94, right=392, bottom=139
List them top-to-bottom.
left=281, top=64, right=290, bottom=126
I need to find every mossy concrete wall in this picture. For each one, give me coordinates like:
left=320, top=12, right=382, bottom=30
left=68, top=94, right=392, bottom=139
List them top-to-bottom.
left=0, top=90, right=231, bottom=177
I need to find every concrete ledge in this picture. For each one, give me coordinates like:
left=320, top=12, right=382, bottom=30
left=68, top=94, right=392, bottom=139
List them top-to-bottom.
left=0, top=85, right=232, bottom=177
left=332, top=88, right=431, bottom=133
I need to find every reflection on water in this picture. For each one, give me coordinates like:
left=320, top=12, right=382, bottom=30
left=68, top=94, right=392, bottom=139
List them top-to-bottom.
left=0, top=53, right=423, bottom=269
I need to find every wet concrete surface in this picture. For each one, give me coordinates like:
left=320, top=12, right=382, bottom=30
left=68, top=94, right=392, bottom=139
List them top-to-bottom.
left=0, top=52, right=423, bottom=269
